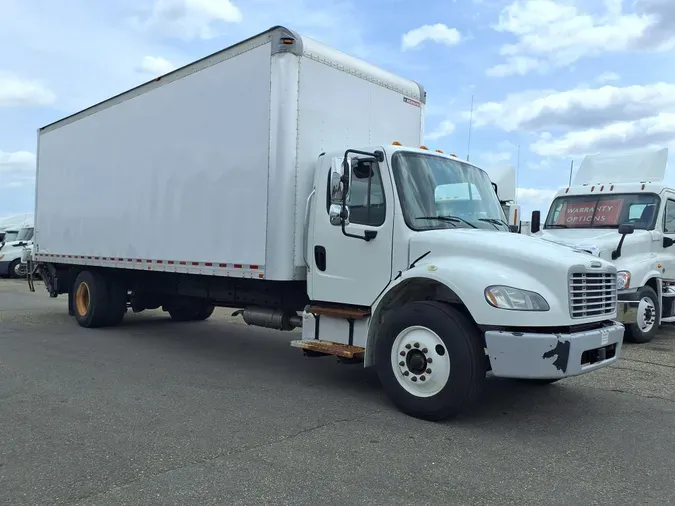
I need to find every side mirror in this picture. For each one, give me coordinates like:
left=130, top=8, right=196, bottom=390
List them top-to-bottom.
left=330, top=157, right=351, bottom=203
left=329, top=203, right=349, bottom=226
left=531, top=210, right=541, bottom=234
left=612, top=223, right=636, bottom=260
left=618, top=223, right=635, bottom=235
left=0, top=232, right=5, bottom=242
left=664, top=237, right=674, bottom=248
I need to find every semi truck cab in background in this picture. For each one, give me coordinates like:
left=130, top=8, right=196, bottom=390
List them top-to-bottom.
left=26, top=26, right=624, bottom=421
left=532, top=148, right=673, bottom=344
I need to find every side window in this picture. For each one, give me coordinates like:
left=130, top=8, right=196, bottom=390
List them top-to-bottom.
left=347, top=161, right=386, bottom=226
left=664, top=199, right=675, bottom=234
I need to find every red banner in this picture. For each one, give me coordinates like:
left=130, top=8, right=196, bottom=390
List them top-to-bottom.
left=556, top=199, right=624, bottom=227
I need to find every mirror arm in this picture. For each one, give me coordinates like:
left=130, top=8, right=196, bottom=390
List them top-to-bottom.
left=612, top=235, right=627, bottom=260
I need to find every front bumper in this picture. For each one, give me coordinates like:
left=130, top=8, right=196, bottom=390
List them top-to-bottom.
left=0, top=260, right=10, bottom=276
left=484, top=322, right=624, bottom=379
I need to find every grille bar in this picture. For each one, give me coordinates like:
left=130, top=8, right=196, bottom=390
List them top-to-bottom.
left=569, top=271, right=617, bottom=318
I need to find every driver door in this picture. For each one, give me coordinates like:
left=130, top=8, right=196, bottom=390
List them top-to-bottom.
left=309, top=155, right=395, bottom=307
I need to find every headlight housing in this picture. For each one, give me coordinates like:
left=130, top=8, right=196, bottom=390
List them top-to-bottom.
left=616, top=271, right=631, bottom=290
left=485, top=285, right=550, bottom=311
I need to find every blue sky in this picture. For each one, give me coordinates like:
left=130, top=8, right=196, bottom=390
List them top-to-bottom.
left=1, top=0, right=675, bottom=222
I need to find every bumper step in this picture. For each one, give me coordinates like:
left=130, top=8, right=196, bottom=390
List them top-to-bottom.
left=290, top=339, right=365, bottom=359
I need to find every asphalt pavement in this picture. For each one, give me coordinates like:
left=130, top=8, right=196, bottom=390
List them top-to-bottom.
left=1, top=279, right=674, bottom=505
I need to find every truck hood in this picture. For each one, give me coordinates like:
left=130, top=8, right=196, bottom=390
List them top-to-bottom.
left=537, top=228, right=653, bottom=262
left=409, top=229, right=607, bottom=271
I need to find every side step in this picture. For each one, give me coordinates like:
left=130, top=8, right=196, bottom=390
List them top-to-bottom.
left=661, top=316, right=675, bottom=323
left=290, top=340, right=365, bottom=359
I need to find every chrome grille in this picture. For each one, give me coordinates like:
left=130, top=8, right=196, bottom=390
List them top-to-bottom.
left=569, top=271, right=617, bottom=319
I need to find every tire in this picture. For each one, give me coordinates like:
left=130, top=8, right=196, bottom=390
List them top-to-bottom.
left=7, top=259, right=21, bottom=279
left=72, top=270, right=110, bottom=328
left=103, top=277, right=127, bottom=327
left=625, top=285, right=659, bottom=344
left=168, top=299, right=215, bottom=322
left=374, top=301, right=486, bottom=421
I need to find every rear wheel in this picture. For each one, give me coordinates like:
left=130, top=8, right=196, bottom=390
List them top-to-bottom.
left=72, top=270, right=110, bottom=328
left=103, top=277, right=127, bottom=327
left=374, top=301, right=486, bottom=421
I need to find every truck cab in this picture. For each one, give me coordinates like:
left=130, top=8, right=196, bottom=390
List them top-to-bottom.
left=302, top=143, right=623, bottom=419
left=534, top=147, right=672, bottom=343
left=0, top=220, right=34, bottom=278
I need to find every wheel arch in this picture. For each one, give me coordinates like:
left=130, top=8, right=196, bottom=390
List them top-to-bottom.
left=365, top=276, right=476, bottom=366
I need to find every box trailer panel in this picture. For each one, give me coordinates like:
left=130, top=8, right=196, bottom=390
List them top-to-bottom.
left=36, top=41, right=273, bottom=269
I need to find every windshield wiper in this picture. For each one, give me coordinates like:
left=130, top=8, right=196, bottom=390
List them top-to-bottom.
left=415, top=215, right=478, bottom=229
left=477, top=218, right=509, bottom=230
left=546, top=224, right=568, bottom=229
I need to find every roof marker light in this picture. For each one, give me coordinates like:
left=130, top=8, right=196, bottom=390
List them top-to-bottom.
left=392, top=141, right=402, bottom=146
left=420, top=145, right=429, bottom=150
left=435, top=149, right=444, bottom=153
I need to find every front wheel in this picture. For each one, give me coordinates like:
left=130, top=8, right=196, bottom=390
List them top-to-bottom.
left=8, top=259, right=22, bottom=279
left=625, top=286, right=659, bottom=344
left=374, top=301, right=486, bottom=421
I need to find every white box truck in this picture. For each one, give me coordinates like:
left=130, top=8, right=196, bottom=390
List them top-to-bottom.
left=27, top=26, right=624, bottom=420
left=530, top=147, right=673, bottom=344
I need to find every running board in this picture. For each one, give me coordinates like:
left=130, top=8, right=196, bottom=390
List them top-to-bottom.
left=660, top=316, right=675, bottom=323
left=290, top=340, right=365, bottom=359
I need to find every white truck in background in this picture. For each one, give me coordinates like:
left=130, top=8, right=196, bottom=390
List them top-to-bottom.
left=26, top=26, right=624, bottom=421
left=530, top=148, right=672, bottom=343
left=488, top=165, right=521, bottom=232
left=0, top=218, right=34, bottom=278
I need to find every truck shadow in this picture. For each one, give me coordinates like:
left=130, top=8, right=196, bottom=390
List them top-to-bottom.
left=107, top=314, right=629, bottom=425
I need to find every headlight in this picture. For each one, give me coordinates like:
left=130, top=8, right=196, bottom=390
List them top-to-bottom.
left=616, top=271, right=631, bottom=290
left=485, top=285, right=550, bottom=311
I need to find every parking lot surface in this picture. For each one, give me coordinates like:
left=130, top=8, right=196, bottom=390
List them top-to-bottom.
left=1, top=279, right=674, bottom=505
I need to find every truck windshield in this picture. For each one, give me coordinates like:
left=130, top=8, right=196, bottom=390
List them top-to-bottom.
left=391, top=151, right=507, bottom=231
left=545, top=193, right=659, bottom=229
left=16, top=227, right=34, bottom=241
left=2, top=230, right=18, bottom=242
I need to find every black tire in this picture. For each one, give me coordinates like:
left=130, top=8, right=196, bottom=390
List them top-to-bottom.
left=7, top=259, right=21, bottom=279
left=72, top=270, right=110, bottom=328
left=103, top=277, right=127, bottom=327
left=625, top=285, right=659, bottom=344
left=168, top=299, right=215, bottom=322
left=374, top=301, right=486, bottom=421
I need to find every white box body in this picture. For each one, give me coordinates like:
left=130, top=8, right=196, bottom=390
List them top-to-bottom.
left=34, top=26, right=425, bottom=281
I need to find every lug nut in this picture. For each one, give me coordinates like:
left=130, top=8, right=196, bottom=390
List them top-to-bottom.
left=414, top=342, right=420, bottom=348
left=405, top=344, right=411, bottom=349
left=422, top=348, right=428, bottom=353
left=400, top=351, right=405, bottom=356
left=427, top=358, right=433, bottom=363
left=399, top=361, right=405, bottom=367
left=426, top=368, right=432, bottom=374
left=403, top=371, right=409, bottom=376
left=411, top=376, right=417, bottom=382
left=420, top=376, right=426, bottom=381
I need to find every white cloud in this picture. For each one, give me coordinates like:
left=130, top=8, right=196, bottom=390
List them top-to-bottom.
left=134, top=0, right=243, bottom=41
left=487, top=0, right=675, bottom=77
left=402, top=24, right=461, bottom=50
left=136, top=56, right=177, bottom=75
left=595, top=71, right=620, bottom=83
left=0, top=73, right=55, bottom=107
left=471, top=82, right=675, bottom=132
left=531, top=113, right=675, bottom=157
left=426, top=119, right=456, bottom=141
left=0, top=150, right=36, bottom=189
left=517, top=187, right=557, bottom=217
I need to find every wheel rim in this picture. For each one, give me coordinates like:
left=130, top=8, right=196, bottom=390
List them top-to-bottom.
left=13, top=262, right=21, bottom=276
left=75, top=282, right=90, bottom=317
left=637, top=296, right=656, bottom=333
left=390, top=325, right=451, bottom=398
